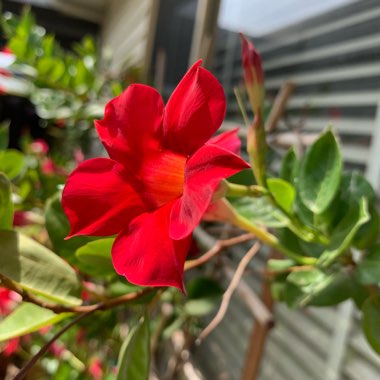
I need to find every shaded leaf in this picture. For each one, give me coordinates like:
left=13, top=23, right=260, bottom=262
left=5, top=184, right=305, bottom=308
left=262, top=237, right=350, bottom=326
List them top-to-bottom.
left=280, top=147, right=298, bottom=184
left=0, top=173, right=13, bottom=229
left=318, top=198, right=369, bottom=267
left=356, top=245, right=380, bottom=285
left=362, top=296, right=380, bottom=354
left=117, top=314, right=150, bottom=380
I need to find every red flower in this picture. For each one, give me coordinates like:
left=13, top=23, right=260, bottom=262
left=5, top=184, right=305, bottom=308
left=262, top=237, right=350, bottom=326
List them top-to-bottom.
left=240, top=33, right=264, bottom=86
left=62, top=61, right=249, bottom=291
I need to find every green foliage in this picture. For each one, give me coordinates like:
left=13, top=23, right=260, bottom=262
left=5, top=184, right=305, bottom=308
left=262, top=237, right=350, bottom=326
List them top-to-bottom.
left=298, top=130, right=342, bottom=214
left=0, top=149, right=26, bottom=180
left=0, top=173, right=14, bottom=229
left=267, top=178, right=295, bottom=213
left=232, top=196, right=290, bottom=227
left=0, top=230, right=81, bottom=306
left=75, top=238, right=115, bottom=277
left=356, top=245, right=380, bottom=285
left=183, top=277, right=223, bottom=317
left=362, top=296, right=380, bottom=354
left=0, top=303, right=71, bottom=341
left=117, top=315, right=150, bottom=380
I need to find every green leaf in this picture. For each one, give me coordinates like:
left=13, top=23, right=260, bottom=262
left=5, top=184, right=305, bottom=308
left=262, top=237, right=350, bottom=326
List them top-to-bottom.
left=37, top=57, right=65, bottom=83
left=0, top=121, right=9, bottom=150
left=298, top=130, right=342, bottom=214
left=280, top=147, right=298, bottom=184
left=0, top=150, right=26, bottom=180
left=0, top=173, right=13, bottom=229
left=267, top=178, right=295, bottom=213
left=45, top=192, right=91, bottom=259
left=232, top=196, right=290, bottom=228
left=318, top=198, right=369, bottom=267
left=353, top=205, right=380, bottom=250
left=0, top=230, right=81, bottom=306
left=75, top=238, right=115, bottom=276
left=356, top=245, right=380, bottom=285
left=267, top=259, right=295, bottom=272
left=287, top=269, right=325, bottom=287
left=307, top=273, right=352, bottom=306
left=184, top=277, right=223, bottom=317
left=187, top=277, right=223, bottom=299
left=362, top=296, right=380, bottom=354
left=184, top=298, right=220, bottom=317
left=0, top=303, right=71, bottom=341
left=117, top=315, right=150, bottom=380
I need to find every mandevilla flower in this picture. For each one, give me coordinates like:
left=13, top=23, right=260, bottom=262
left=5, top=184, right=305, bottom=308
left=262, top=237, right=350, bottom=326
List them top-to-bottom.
left=62, top=61, right=249, bottom=291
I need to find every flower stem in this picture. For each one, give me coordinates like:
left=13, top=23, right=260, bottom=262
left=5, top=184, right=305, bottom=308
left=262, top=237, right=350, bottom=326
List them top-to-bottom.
left=225, top=182, right=268, bottom=197
left=233, top=214, right=317, bottom=265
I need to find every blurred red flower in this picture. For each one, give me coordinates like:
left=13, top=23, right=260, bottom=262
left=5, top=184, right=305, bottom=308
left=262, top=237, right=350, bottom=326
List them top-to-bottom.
left=62, top=61, right=249, bottom=291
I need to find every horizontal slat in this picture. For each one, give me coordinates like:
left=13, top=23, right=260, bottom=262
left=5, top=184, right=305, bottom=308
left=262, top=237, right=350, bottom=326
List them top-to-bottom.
left=257, top=5, right=380, bottom=54
left=264, top=33, right=380, bottom=70
left=266, top=62, right=380, bottom=89
left=288, top=91, right=380, bottom=108
left=278, top=118, right=374, bottom=135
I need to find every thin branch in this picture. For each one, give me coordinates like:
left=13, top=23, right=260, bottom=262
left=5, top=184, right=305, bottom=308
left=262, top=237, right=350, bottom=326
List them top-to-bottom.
left=185, top=232, right=255, bottom=271
left=196, top=241, right=261, bottom=343
left=14, top=308, right=98, bottom=380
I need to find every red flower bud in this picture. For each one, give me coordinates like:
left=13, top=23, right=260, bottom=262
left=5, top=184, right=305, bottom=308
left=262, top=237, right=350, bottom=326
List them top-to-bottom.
left=240, top=33, right=264, bottom=87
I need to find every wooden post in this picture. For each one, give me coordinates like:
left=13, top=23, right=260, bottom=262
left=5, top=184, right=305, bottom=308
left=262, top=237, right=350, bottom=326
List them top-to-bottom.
left=188, top=0, right=221, bottom=69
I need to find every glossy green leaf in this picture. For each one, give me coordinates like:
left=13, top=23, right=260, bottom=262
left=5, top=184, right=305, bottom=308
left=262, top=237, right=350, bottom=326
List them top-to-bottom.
left=298, top=130, right=342, bottom=214
left=280, top=147, right=298, bottom=184
left=0, top=150, right=26, bottom=179
left=0, top=173, right=13, bottom=229
left=267, top=178, right=295, bottom=213
left=232, top=196, right=290, bottom=228
left=318, top=198, right=369, bottom=267
left=0, top=230, right=81, bottom=306
left=75, top=238, right=115, bottom=276
left=356, top=245, right=380, bottom=285
left=362, top=296, right=380, bottom=354
left=0, top=303, right=71, bottom=341
left=117, top=315, right=150, bottom=380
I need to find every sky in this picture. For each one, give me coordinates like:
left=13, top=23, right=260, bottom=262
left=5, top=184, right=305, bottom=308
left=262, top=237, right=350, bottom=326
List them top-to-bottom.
left=218, top=0, right=354, bottom=36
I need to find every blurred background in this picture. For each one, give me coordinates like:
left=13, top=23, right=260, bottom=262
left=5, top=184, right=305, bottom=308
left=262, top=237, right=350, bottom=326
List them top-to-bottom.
left=1, top=0, right=380, bottom=379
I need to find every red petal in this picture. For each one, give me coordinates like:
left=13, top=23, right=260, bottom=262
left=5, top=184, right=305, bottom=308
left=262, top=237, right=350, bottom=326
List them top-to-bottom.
left=163, top=61, right=226, bottom=154
left=95, top=84, right=164, bottom=170
left=208, top=128, right=242, bottom=154
left=170, top=144, right=250, bottom=239
left=62, top=158, right=146, bottom=237
left=112, top=202, right=192, bottom=292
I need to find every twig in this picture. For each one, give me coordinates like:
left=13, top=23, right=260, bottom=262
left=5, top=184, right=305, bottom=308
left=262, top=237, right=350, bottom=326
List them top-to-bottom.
left=265, top=81, right=295, bottom=132
left=185, top=231, right=255, bottom=271
left=196, top=242, right=261, bottom=342
left=14, top=308, right=98, bottom=380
